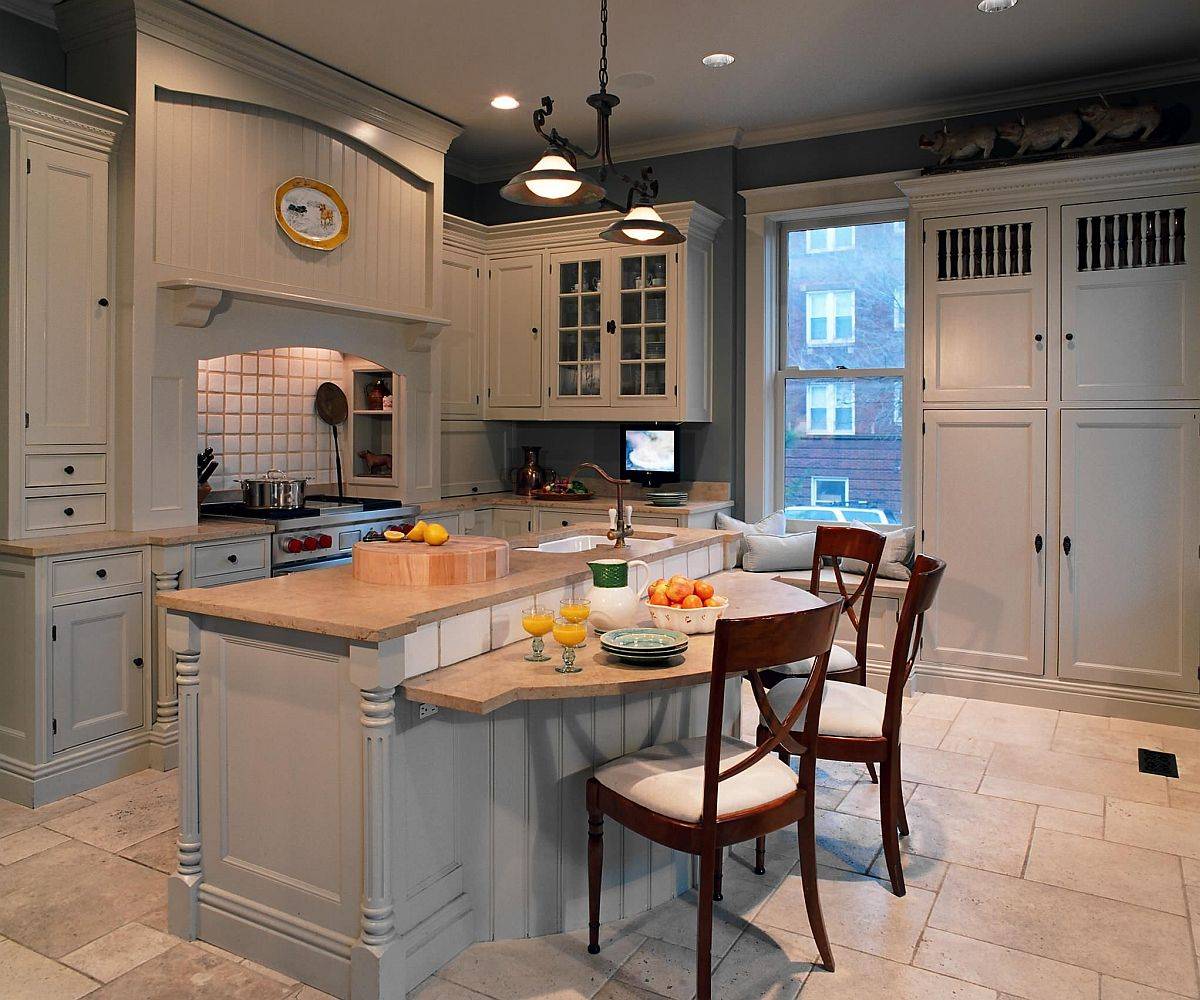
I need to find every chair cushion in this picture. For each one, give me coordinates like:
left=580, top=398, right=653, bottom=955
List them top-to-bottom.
left=770, top=642, right=858, bottom=678
left=765, top=679, right=886, bottom=739
left=593, top=735, right=800, bottom=823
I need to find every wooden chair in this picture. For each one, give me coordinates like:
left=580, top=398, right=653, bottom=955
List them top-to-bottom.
left=762, top=524, right=886, bottom=690
left=753, top=555, right=947, bottom=897
left=585, top=599, right=843, bottom=1000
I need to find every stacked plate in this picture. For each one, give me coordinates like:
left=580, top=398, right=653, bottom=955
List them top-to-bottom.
left=646, top=491, right=689, bottom=507
left=601, top=627, right=689, bottom=666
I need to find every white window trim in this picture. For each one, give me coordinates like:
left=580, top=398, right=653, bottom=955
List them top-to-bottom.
left=741, top=169, right=919, bottom=524
left=805, top=289, right=856, bottom=346
left=805, top=382, right=855, bottom=436
left=811, top=476, right=850, bottom=505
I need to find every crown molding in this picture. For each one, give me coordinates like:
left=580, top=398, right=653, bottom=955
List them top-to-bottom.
left=0, top=0, right=55, bottom=27
left=55, top=0, right=463, bottom=154
left=448, top=57, right=1200, bottom=183
left=0, top=72, right=127, bottom=152
left=897, top=143, right=1200, bottom=208
left=741, top=169, right=920, bottom=217
left=445, top=201, right=724, bottom=255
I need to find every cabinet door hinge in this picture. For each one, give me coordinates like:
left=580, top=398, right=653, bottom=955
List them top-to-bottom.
left=26, top=158, right=31, bottom=174
left=921, top=230, right=926, bottom=244
left=674, top=252, right=679, bottom=263
left=476, top=268, right=480, bottom=278
left=921, top=377, right=926, bottom=390
left=674, top=384, right=678, bottom=397
left=487, top=387, right=491, bottom=398
left=547, top=387, right=551, bottom=398
left=24, top=412, right=29, bottom=428
left=921, top=421, right=926, bottom=434
left=920, top=529, right=925, bottom=542
left=51, top=624, right=57, bottom=641
left=52, top=718, right=57, bottom=735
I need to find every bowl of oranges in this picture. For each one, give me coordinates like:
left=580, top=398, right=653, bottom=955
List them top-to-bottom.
left=644, top=575, right=729, bottom=634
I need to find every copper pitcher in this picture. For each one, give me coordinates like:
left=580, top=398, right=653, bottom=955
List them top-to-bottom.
left=510, top=446, right=555, bottom=496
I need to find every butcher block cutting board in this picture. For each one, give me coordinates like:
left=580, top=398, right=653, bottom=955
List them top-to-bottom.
left=352, top=536, right=510, bottom=586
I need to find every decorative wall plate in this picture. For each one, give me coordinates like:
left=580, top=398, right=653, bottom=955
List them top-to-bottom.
left=274, top=176, right=349, bottom=251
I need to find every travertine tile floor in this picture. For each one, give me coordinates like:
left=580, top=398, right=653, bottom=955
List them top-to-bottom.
left=1, top=691, right=1198, bottom=999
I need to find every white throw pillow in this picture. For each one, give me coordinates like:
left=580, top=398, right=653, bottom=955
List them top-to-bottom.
left=716, top=510, right=787, bottom=566
left=842, top=523, right=915, bottom=580
left=742, top=531, right=817, bottom=574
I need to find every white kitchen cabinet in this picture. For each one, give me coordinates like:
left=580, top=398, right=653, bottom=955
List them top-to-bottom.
left=0, top=77, right=125, bottom=540
left=24, top=142, right=110, bottom=447
left=1061, top=195, right=1200, bottom=401
left=922, top=209, right=1047, bottom=402
left=440, top=248, right=485, bottom=418
left=548, top=251, right=610, bottom=408
left=486, top=254, right=543, bottom=410
left=1058, top=409, right=1200, bottom=693
left=921, top=410, right=1047, bottom=676
left=440, top=421, right=506, bottom=497
left=490, top=508, right=535, bottom=539
left=537, top=508, right=606, bottom=532
left=51, top=593, right=144, bottom=752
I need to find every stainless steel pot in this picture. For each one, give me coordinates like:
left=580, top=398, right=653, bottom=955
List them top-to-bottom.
left=239, top=470, right=308, bottom=510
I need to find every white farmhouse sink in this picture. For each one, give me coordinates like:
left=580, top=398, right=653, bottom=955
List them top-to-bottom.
left=516, top=534, right=669, bottom=558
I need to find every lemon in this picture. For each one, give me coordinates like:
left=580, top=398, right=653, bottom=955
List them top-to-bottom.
left=406, top=520, right=428, bottom=542
left=424, top=523, right=450, bottom=546
left=383, top=529, right=406, bottom=543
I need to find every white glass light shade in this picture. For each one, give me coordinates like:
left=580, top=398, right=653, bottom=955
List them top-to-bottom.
left=524, top=153, right=583, bottom=200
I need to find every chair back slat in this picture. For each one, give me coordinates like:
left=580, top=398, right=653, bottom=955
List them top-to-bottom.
left=808, top=525, right=885, bottom=678
left=882, top=554, right=947, bottom=737
left=701, top=600, right=842, bottom=824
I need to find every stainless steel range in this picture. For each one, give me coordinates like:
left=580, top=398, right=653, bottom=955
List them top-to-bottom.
left=201, top=494, right=421, bottom=575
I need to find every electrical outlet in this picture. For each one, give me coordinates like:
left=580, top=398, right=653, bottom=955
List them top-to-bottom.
left=418, top=703, right=439, bottom=721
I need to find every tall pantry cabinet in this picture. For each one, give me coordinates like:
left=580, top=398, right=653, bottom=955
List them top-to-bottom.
left=0, top=74, right=126, bottom=540
left=902, top=146, right=1200, bottom=717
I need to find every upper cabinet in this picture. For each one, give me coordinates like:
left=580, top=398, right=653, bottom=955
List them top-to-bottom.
left=0, top=76, right=126, bottom=540
left=1061, top=194, right=1200, bottom=401
left=443, top=202, right=722, bottom=423
left=922, top=209, right=1048, bottom=402
left=440, top=248, right=485, bottom=418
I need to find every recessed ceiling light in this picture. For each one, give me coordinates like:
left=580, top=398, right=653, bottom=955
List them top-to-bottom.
left=977, top=0, right=1017, bottom=11
left=701, top=53, right=735, bottom=69
left=490, top=95, right=520, bottom=110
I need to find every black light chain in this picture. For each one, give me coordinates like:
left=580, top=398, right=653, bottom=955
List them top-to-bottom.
left=598, top=0, right=609, bottom=94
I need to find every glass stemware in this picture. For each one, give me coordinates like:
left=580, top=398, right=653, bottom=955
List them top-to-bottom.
left=559, top=597, right=591, bottom=647
left=521, top=606, right=555, bottom=662
left=551, top=616, right=588, bottom=673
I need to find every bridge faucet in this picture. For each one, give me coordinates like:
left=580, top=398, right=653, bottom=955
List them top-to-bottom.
left=570, top=462, right=634, bottom=549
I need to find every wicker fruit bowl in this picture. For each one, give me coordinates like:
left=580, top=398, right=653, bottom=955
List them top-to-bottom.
left=644, top=596, right=729, bottom=635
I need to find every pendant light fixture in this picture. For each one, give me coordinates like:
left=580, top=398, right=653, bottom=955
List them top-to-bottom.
left=500, top=0, right=685, bottom=245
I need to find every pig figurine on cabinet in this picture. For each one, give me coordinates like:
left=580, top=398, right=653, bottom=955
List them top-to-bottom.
left=1079, top=101, right=1162, bottom=146
left=997, top=112, right=1083, bottom=156
left=919, top=124, right=998, bottom=165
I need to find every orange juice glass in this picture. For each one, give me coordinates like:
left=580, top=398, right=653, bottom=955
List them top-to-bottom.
left=559, top=598, right=591, bottom=647
left=522, top=606, right=555, bottom=662
left=551, top=617, right=588, bottom=673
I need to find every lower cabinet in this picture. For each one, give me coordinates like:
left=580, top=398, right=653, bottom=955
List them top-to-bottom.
left=1058, top=409, right=1200, bottom=692
left=490, top=508, right=535, bottom=539
left=52, top=593, right=144, bottom=752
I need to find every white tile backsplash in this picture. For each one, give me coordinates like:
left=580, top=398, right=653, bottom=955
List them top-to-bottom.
left=199, top=347, right=344, bottom=491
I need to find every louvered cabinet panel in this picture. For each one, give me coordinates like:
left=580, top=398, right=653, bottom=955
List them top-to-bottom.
left=1062, top=195, right=1200, bottom=400
left=923, top=209, right=1048, bottom=402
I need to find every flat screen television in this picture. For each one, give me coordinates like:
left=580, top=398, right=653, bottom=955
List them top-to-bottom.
left=620, top=424, right=680, bottom=488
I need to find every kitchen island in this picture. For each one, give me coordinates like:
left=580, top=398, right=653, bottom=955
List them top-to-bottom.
left=156, top=524, right=822, bottom=999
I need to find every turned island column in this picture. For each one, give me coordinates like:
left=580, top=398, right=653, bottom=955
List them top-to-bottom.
left=165, top=611, right=203, bottom=939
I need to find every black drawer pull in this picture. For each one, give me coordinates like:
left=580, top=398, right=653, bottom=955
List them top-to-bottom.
left=98, top=297, right=109, bottom=307
left=1065, top=332, right=1075, bottom=342
left=1034, top=334, right=1043, bottom=343
left=64, top=465, right=75, bottom=475
left=64, top=507, right=75, bottom=517
left=562, top=520, right=569, bottom=527
left=227, top=554, right=238, bottom=564
left=95, top=568, right=107, bottom=579
left=132, top=657, right=143, bottom=668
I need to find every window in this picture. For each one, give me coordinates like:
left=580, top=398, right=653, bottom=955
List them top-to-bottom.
left=779, top=217, right=906, bottom=525
left=805, top=226, right=855, bottom=253
left=806, top=290, right=855, bottom=345
left=806, top=382, right=855, bottom=435
left=811, top=476, right=849, bottom=506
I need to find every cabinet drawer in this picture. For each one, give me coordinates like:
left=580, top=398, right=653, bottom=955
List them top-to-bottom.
left=26, top=453, right=107, bottom=488
left=26, top=493, right=106, bottom=531
left=537, top=509, right=604, bottom=531
left=635, top=515, right=681, bottom=527
left=192, top=537, right=269, bottom=581
left=52, top=550, right=144, bottom=600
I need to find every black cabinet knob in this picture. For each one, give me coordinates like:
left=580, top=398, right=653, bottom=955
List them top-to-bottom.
left=98, top=297, right=109, bottom=307
left=1065, top=332, right=1075, bottom=341
left=1034, top=334, right=1043, bottom=343
left=64, top=465, right=75, bottom=475
left=64, top=507, right=74, bottom=517
left=562, top=520, right=569, bottom=527
left=1034, top=534, right=1043, bottom=554
left=1063, top=536, right=1072, bottom=556
left=227, top=554, right=238, bottom=564
left=95, top=568, right=107, bottom=579
left=132, top=657, right=144, bottom=668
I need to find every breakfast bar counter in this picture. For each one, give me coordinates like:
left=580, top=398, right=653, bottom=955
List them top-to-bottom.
left=157, top=525, right=819, bottom=1000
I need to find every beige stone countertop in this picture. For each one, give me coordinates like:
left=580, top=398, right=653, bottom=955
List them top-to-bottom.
left=421, top=492, right=734, bottom=516
left=0, top=519, right=275, bottom=558
left=156, top=525, right=740, bottom=643
left=401, top=571, right=825, bottom=714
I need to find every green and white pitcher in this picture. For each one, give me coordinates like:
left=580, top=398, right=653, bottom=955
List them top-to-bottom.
left=585, top=558, right=650, bottom=633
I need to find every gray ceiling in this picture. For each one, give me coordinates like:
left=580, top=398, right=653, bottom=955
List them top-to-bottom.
left=194, top=0, right=1200, bottom=172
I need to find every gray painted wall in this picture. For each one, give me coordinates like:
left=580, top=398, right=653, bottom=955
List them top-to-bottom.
left=0, top=11, right=63, bottom=88
left=454, top=80, right=1200, bottom=512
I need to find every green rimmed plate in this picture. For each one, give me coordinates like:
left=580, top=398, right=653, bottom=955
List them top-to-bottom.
left=600, top=628, right=689, bottom=655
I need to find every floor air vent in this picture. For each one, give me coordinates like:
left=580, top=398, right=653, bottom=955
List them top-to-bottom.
left=1137, top=748, right=1179, bottom=778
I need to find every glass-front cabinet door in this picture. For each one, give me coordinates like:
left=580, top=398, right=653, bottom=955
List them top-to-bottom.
left=613, top=250, right=675, bottom=405
left=550, top=253, right=609, bottom=406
